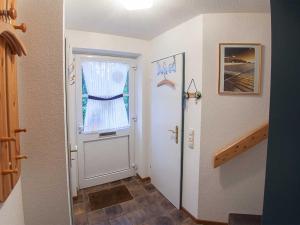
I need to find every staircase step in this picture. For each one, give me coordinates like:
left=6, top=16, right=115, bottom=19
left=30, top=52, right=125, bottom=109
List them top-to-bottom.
left=229, top=213, right=262, bottom=225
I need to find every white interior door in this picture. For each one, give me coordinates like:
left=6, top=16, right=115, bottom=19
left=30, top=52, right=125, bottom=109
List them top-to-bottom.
left=150, top=53, right=184, bottom=209
left=75, top=55, right=136, bottom=189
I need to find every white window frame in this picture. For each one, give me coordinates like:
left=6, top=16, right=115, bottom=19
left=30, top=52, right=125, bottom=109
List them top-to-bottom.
left=75, top=54, right=136, bottom=135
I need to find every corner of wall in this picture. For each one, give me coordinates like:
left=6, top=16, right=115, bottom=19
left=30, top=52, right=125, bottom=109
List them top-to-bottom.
left=18, top=0, right=71, bottom=225
left=135, top=54, right=150, bottom=178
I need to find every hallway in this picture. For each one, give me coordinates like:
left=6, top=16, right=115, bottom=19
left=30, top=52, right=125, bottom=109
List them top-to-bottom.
left=73, top=177, right=195, bottom=225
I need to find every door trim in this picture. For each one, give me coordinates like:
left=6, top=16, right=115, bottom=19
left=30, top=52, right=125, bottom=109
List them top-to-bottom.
left=179, top=52, right=186, bottom=207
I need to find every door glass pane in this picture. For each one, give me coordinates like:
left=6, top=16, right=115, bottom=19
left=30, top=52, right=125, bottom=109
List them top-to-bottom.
left=81, top=61, right=130, bottom=133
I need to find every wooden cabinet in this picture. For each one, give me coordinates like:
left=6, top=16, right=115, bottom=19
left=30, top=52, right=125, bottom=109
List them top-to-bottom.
left=0, top=0, right=27, bottom=202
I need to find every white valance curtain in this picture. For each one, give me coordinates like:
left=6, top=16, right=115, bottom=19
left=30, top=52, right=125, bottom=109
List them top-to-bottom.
left=82, top=61, right=129, bottom=133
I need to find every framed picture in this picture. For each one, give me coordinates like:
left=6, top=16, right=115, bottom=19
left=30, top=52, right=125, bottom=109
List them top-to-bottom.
left=218, top=43, right=262, bottom=95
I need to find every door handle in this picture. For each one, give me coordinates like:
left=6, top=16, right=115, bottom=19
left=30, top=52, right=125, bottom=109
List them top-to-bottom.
left=78, top=126, right=83, bottom=134
left=168, top=126, right=179, bottom=144
left=168, top=129, right=176, bottom=134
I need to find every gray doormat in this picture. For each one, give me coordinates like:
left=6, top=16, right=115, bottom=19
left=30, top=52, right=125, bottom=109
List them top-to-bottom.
left=88, top=185, right=133, bottom=211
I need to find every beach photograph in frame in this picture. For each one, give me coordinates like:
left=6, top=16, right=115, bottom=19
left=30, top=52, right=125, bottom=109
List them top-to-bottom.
left=219, top=43, right=262, bottom=94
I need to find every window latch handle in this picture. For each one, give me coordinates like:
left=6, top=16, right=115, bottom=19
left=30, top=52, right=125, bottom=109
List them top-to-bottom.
left=78, top=126, right=83, bottom=134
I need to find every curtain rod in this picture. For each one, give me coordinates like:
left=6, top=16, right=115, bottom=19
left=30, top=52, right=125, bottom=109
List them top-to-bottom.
left=151, top=52, right=185, bottom=64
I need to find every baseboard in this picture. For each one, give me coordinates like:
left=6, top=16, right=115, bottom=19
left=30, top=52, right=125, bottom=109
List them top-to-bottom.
left=136, top=173, right=151, bottom=183
left=180, top=207, right=228, bottom=225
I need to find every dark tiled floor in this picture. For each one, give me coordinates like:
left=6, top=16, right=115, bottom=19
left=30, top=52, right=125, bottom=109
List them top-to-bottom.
left=73, top=176, right=198, bottom=225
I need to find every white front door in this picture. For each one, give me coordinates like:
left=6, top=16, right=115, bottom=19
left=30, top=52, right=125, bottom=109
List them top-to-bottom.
left=150, top=53, right=185, bottom=209
left=75, top=55, right=135, bottom=189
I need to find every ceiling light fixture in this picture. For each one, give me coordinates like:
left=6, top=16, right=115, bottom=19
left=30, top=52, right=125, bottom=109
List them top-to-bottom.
left=121, top=0, right=153, bottom=10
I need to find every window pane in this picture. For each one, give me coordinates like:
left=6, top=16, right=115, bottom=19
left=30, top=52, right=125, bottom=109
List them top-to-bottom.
left=81, top=61, right=130, bottom=133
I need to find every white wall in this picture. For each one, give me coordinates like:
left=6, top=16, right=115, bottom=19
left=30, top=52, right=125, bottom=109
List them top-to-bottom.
left=18, top=0, right=71, bottom=225
left=198, top=13, right=271, bottom=222
left=150, top=15, right=203, bottom=217
left=66, top=30, right=151, bottom=178
left=0, top=180, right=25, bottom=225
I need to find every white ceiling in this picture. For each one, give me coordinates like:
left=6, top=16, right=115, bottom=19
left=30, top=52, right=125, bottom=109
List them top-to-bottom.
left=65, top=0, right=270, bottom=40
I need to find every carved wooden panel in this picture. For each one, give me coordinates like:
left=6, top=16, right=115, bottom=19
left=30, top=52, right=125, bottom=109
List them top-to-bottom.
left=0, top=0, right=27, bottom=202
left=0, top=39, right=12, bottom=202
left=6, top=46, right=21, bottom=186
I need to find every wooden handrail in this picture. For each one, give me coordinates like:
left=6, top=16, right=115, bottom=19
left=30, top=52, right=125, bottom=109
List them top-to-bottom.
left=214, top=123, right=269, bottom=168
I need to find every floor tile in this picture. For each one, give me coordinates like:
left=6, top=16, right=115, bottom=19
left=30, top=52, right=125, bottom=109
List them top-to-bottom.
left=72, top=176, right=194, bottom=225
left=126, top=180, right=141, bottom=190
left=143, top=184, right=156, bottom=193
left=129, top=187, right=148, bottom=198
left=149, top=192, right=165, bottom=204
left=135, top=195, right=157, bottom=207
left=160, top=199, right=175, bottom=212
left=121, top=200, right=140, bottom=213
left=142, top=203, right=166, bottom=219
left=105, top=205, right=124, bottom=218
left=87, top=209, right=108, bottom=225
left=127, top=209, right=148, bottom=225
left=169, top=210, right=189, bottom=224
left=74, top=213, right=89, bottom=225
left=110, top=215, right=133, bottom=225
left=152, top=216, right=175, bottom=225
left=181, top=218, right=198, bottom=225
left=90, top=220, right=111, bottom=225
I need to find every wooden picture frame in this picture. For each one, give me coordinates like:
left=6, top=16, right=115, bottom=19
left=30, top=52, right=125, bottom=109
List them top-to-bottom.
left=218, top=43, right=262, bottom=95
